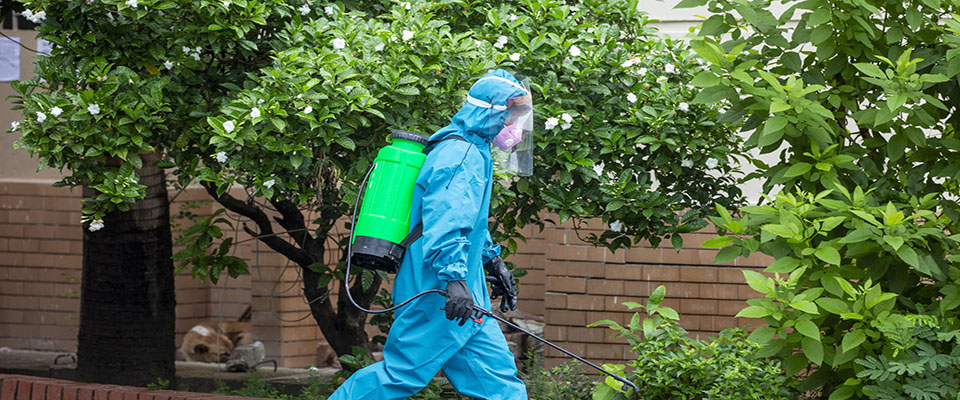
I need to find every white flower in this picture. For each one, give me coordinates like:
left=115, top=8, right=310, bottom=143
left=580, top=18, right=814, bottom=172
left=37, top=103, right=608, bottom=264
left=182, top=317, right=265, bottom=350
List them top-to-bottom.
left=126, top=0, right=138, bottom=7
left=222, top=0, right=230, bottom=7
left=400, top=2, right=411, bottom=10
left=299, top=4, right=310, bottom=15
left=324, top=5, right=335, bottom=15
left=571, top=6, right=580, bottom=12
left=22, top=9, right=32, bottom=19
left=25, top=10, right=45, bottom=23
left=509, top=14, right=517, bottom=21
left=402, top=30, right=415, bottom=41
left=494, top=36, right=508, bottom=49
left=332, top=38, right=346, bottom=49
left=375, top=43, right=385, bottom=51
left=569, top=44, right=581, bottom=57
left=182, top=46, right=191, bottom=53
left=194, top=46, right=202, bottom=54
left=191, top=53, right=200, bottom=61
left=510, top=53, right=521, bottom=62
left=621, top=59, right=634, bottom=68
left=163, top=60, right=174, bottom=69
left=664, top=63, right=676, bottom=74
left=637, top=68, right=648, bottom=76
left=656, top=76, right=668, bottom=84
left=345, top=86, right=354, bottom=93
left=626, top=93, right=637, bottom=103
left=258, top=98, right=265, bottom=104
left=678, top=102, right=689, bottom=112
left=87, top=103, right=100, bottom=115
left=303, top=105, right=313, bottom=114
left=49, top=106, right=62, bottom=117
left=250, top=107, right=261, bottom=118
left=36, top=112, right=47, bottom=123
left=561, top=113, right=573, bottom=123
left=545, top=117, right=559, bottom=130
left=223, top=120, right=235, bottom=133
left=10, top=121, right=20, bottom=130
left=560, top=123, right=571, bottom=130
left=215, top=152, right=227, bottom=163
left=705, top=158, right=718, bottom=169
left=681, top=159, right=693, bottom=168
left=593, top=162, right=605, bottom=176
left=263, top=178, right=276, bottom=188
left=88, top=220, right=105, bottom=232
left=609, top=220, right=623, bottom=233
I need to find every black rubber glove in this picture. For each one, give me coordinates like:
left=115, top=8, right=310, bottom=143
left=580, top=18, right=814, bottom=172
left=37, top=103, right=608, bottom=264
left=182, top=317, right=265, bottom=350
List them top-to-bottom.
left=484, top=256, right=518, bottom=313
left=444, top=280, right=473, bottom=326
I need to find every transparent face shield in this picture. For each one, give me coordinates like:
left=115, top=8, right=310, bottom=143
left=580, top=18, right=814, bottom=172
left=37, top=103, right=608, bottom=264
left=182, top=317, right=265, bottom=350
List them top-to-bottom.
left=492, top=81, right=534, bottom=177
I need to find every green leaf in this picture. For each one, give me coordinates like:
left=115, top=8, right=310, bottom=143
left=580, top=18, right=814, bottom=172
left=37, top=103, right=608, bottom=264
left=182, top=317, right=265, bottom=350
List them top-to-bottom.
left=675, top=0, right=708, bottom=8
left=853, top=63, right=885, bottom=79
left=691, top=71, right=721, bottom=87
left=691, top=86, right=736, bottom=104
left=336, top=137, right=356, bottom=150
left=783, top=162, right=812, bottom=178
left=762, top=224, right=796, bottom=239
left=883, top=235, right=904, bottom=251
left=701, top=236, right=734, bottom=248
left=714, top=245, right=741, bottom=264
left=896, top=245, right=920, bottom=268
left=814, top=246, right=841, bottom=265
left=766, top=257, right=801, bottom=273
left=649, top=285, right=666, bottom=306
left=816, top=298, right=851, bottom=315
left=791, top=300, right=819, bottom=315
left=736, top=305, right=772, bottom=318
left=658, top=307, right=680, bottom=320
left=796, top=320, right=821, bottom=340
left=748, top=326, right=776, bottom=344
left=841, top=330, right=866, bottom=353
left=802, top=337, right=824, bottom=365
left=828, top=386, right=857, bottom=400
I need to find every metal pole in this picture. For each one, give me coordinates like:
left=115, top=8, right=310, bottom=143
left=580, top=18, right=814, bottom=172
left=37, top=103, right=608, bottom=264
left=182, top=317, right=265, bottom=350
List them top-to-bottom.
left=474, top=307, right=640, bottom=394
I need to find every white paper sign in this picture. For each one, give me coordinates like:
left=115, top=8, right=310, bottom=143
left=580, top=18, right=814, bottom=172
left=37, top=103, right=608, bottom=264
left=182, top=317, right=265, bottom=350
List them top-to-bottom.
left=0, top=36, right=21, bottom=81
left=36, top=38, right=53, bottom=57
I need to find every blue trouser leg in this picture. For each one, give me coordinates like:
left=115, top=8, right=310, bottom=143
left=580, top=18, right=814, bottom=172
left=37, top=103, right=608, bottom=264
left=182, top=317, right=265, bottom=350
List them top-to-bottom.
left=327, top=295, right=477, bottom=400
left=442, top=318, right=528, bottom=400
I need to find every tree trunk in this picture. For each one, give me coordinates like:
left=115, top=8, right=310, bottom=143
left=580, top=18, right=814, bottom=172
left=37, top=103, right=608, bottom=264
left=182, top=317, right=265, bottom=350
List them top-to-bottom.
left=77, top=155, right=175, bottom=386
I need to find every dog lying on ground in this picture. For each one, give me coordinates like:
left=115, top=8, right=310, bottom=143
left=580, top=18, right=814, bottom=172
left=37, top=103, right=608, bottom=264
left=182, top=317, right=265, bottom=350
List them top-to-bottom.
left=180, top=321, right=253, bottom=363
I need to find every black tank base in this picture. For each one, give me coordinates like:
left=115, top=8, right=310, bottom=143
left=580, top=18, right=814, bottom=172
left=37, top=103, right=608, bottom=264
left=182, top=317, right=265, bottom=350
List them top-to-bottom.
left=350, top=236, right=405, bottom=273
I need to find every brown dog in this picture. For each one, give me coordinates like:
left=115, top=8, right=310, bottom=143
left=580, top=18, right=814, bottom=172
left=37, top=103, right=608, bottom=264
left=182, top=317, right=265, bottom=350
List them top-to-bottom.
left=180, top=321, right=253, bottom=363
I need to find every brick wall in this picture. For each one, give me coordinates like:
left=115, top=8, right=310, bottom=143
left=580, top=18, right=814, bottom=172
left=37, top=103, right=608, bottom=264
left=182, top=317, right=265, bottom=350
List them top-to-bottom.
left=1, top=180, right=771, bottom=368
left=540, top=218, right=770, bottom=368
left=0, top=374, right=266, bottom=400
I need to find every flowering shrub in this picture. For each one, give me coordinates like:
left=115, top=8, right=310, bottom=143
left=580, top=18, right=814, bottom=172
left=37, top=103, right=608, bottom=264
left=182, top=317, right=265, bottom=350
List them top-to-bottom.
left=590, top=286, right=793, bottom=400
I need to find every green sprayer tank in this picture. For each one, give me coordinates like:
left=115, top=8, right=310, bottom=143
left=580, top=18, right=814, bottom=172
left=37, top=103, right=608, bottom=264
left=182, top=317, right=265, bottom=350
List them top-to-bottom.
left=350, top=130, right=429, bottom=273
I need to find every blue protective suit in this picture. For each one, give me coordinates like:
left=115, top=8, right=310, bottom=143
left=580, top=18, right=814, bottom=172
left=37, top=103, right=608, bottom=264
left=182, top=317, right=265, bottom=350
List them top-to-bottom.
left=328, top=70, right=529, bottom=400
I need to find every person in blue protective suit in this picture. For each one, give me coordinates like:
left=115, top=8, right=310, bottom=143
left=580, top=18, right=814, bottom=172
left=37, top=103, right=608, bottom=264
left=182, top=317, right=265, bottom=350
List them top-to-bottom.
left=328, top=69, right=532, bottom=400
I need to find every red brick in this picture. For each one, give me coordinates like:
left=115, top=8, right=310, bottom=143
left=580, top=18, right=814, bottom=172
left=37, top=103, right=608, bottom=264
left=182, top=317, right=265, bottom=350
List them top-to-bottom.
left=542, top=228, right=568, bottom=245
left=547, top=244, right=588, bottom=261
left=625, top=247, right=662, bottom=264
left=662, top=249, right=701, bottom=265
left=739, top=253, right=775, bottom=267
left=564, top=262, right=604, bottom=277
left=605, top=265, right=643, bottom=281
left=642, top=265, right=679, bottom=282
left=680, top=267, right=718, bottom=283
left=717, top=268, right=745, bottom=283
left=546, top=276, right=585, bottom=293
left=586, top=279, right=623, bottom=295
left=623, top=281, right=655, bottom=297
left=662, top=282, right=699, bottom=298
left=699, top=283, right=739, bottom=300
left=738, top=285, right=762, bottom=300
left=544, top=293, right=567, bottom=309
left=566, top=294, right=606, bottom=311
left=681, top=299, right=718, bottom=314
left=719, top=300, right=747, bottom=316
left=548, top=309, right=586, bottom=327
left=679, top=315, right=700, bottom=331
left=700, top=316, right=737, bottom=332
left=544, top=325, right=566, bottom=342
left=567, top=326, right=606, bottom=343
left=545, top=341, right=585, bottom=358
left=585, top=343, right=627, bottom=360
left=2, top=379, right=18, bottom=399
left=17, top=381, right=31, bottom=400
left=31, top=381, right=48, bottom=399
left=46, top=384, right=64, bottom=400
left=61, top=385, right=79, bottom=400
left=77, top=387, right=93, bottom=400
left=93, top=387, right=108, bottom=400
left=123, top=392, right=138, bottom=400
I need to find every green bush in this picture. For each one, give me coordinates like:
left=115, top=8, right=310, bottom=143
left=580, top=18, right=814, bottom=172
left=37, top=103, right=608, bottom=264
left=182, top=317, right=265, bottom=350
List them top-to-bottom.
left=591, top=285, right=793, bottom=400
left=522, top=348, right=595, bottom=400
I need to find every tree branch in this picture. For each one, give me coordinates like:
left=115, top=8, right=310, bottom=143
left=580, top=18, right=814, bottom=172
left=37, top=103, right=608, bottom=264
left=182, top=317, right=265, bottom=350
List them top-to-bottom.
left=201, top=182, right=312, bottom=266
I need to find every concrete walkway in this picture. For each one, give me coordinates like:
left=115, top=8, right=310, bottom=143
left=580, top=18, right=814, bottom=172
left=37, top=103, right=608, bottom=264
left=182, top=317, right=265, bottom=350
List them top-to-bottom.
left=0, top=348, right=338, bottom=385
